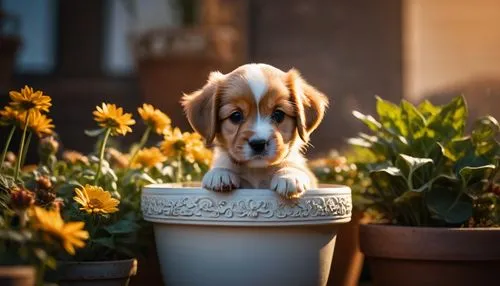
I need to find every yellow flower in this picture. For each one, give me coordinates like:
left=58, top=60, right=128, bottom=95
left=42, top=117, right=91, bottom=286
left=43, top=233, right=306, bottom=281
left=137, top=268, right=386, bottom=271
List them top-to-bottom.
left=9, top=85, right=52, bottom=112
left=93, top=103, right=135, bottom=136
left=138, top=104, right=171, bottom=135
left=0, top=106, right=21, bottom=126
left=19, top=110, right=54, bottom=138
left=160, top=127, right=185, bottom=157
left=183, top=132, right=210, bottom=164
left=106, top=147, right=130, bottom=169
left=131, top=147, right=167, bottom=168
left=62, top=150, right=89, bottom=165
left=73, top=185, right=119, bottom=215
left=31, top=206, right=89, bottom=255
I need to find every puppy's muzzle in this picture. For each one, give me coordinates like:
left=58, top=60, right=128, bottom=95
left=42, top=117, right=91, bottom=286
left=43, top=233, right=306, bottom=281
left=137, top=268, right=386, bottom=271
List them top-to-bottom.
left=248, top=139, right=268, bottom=154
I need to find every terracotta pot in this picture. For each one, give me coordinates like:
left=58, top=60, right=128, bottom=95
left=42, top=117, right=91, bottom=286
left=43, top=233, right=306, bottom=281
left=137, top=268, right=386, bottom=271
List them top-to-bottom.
left=133, top=27, right=240, bottom=131
left=142, top=184, right=352, bottom=286
left=327, top=210, right=367, bottom=286
left=360, top=224, right=500, bottom=286
left=55, top=259, right=137, bottom=286
left=0, top=266, right=35, bottom=286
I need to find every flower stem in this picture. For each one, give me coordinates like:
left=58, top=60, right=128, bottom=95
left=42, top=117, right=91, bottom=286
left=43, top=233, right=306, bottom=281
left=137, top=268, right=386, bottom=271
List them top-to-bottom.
left=15, top=111, right=30, bottom=181
left=0, top=125, right=16, bottom=171
left=128, top=126, right=151, bottom=168
left=94, top=128, right=111, bottom=185
left=20, top=131, right=32, bottom=167
left=176, top=153, right=183, bottom=182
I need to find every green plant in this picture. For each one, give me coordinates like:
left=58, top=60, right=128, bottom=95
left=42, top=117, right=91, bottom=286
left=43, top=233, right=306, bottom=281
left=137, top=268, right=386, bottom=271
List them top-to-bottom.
left=349, top=95, right=499, bottom=227
left=310, top=150, right=374, bottom=211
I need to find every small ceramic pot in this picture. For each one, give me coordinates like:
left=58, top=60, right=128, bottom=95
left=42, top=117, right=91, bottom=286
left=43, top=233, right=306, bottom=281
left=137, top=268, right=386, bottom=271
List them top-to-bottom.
left=141, top=184, right=352, bottom=286
left=360, top=224, right=500, bottom=286
left=55, top=259, right=137, bottom=286
left=0, top=266, right=35, bottom=286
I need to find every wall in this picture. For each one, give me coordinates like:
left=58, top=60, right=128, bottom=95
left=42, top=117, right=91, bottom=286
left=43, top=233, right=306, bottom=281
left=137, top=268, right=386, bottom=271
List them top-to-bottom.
left=250, top=0, right=403, bottom=156
left=404, top=0, right=500, bottom=121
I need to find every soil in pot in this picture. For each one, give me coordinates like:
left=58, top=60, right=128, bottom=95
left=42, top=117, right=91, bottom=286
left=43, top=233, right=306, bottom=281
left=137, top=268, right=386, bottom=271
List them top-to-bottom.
left=360, top=224, right=500, bottom=286
left=54, top=259, right=137, bottom=286
left=0, top=266, right=35, bottom=286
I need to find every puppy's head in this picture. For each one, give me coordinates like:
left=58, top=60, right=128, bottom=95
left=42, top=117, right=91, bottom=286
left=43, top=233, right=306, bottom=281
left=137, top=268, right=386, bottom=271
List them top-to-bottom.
left=182, top=63, right=328, bottom=168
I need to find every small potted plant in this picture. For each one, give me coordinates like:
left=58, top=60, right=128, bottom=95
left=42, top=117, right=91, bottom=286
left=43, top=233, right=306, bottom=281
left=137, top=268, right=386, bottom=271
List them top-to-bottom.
left=350, top=95, right=500, bottom=286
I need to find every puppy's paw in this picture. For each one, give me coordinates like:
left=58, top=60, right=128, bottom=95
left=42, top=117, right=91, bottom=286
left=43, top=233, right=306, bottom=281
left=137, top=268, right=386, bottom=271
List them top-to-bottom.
left=202, top=168, right=240, bottom=192
left=271, top=169, right=311, bottom=199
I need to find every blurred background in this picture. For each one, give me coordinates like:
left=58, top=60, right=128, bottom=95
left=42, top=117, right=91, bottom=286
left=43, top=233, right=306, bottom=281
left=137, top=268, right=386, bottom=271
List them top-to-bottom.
left=1, top=0, right=499, bottom=161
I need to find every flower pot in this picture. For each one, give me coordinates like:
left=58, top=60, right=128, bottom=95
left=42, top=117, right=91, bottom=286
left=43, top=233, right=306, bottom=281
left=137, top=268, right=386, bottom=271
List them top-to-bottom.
left=141, top=184, right=352, bottom=286
left=327, top=209, right=367, bottom=286
left=359, top=224, right=500, bottom=286
left=55, top=259, right=137, bottom=286
left=0, top=266, right=35, bottom=286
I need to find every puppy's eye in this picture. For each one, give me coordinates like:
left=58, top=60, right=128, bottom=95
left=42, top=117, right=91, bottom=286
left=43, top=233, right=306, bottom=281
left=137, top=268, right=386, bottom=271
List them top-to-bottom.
left=271, top=110, right=286, bottom=123
left=229, top=111, right=244, bottom=124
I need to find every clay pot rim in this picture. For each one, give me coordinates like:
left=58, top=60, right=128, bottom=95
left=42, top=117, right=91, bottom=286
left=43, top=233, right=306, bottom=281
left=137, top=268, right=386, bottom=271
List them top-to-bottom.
left=360, top=223, right=500, bottom=261
left=361, top=223, right=500, bottom=232
left=56, top=258, right=137, bottom=280
left=57, top=258, right=137, bottom=266
left=0, top=265, right=35, bottom=276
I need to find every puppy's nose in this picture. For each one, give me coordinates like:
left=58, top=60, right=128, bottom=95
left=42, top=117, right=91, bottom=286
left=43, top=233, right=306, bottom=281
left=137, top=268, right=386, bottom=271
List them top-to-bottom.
left=248, top=139, right=268, bottom=153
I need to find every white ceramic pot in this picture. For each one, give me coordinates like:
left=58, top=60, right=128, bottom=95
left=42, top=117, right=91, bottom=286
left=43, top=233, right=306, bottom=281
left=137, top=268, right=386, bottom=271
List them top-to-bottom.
left=141, top=184, right=352, bottom=286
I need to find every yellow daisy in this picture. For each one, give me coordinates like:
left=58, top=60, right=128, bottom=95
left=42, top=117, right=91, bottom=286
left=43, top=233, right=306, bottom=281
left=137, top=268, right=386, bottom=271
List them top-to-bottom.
left=9, top=85, right=52, bottom=113
left=93, top=103, right=135, bottom=136
left=137, top=104, right=171, bottom=135
left=0, top=106, right=21, bottom=126
left=20, top=110, right=54, bottom=138
left=160, top=127, right=185, bottom=157
left=183, top=132, right=209, bottom=163
left=131, top=147, right=167, bottom=168
left=73, top=185, right=120, bottom=215
left=31, top=206, right=89, bottom=255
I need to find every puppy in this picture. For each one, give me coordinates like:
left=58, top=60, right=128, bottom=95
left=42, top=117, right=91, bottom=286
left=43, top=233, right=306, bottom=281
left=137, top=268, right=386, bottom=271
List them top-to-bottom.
left=182, top=63, right=328, bottom=199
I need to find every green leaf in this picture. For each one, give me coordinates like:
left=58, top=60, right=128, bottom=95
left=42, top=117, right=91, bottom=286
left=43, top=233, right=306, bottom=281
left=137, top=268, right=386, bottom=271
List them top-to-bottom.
left=427, top=95, right=467, bottom=142
left=376, top=96, right=407, bottom=136
left=401, top=100, right=426, bottom=140
left=417, top=100, right=441, bottom=119
left=352, top=110, right=382, bottom=132
left=471, top=116, right=500, bottom=156
left=84, top=128, right=106, bottom=137
left=444, top=137, right=473, bottom=162
left=396, top=154, right=434, bottom=192
left=458, top=165, right=495, bottom=198
left=459, top=165, right=496, bottom=186
left=370, top=167, right=408, bottom=199
left=426, top=175, right=472, bottom=224
left=104, top=220, right=140, bottom=235
left=93, top=236, right=115, bottom=249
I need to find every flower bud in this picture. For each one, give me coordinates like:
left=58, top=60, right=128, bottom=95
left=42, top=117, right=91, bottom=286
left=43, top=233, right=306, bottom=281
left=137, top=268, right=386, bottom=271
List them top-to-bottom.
left=39, top=136, right=59, bottom=155
left=10, top=188, right=35, bottom=211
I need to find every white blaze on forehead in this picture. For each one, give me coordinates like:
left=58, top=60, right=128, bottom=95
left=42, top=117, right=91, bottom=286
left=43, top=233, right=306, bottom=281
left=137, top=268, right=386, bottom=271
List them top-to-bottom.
left=245, top=65, right=268, bottom=103
left=251, top=117, right=273, bottom=140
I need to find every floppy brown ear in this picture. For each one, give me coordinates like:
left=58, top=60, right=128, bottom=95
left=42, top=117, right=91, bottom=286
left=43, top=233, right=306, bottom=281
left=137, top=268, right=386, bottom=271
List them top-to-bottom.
left=286, top=69, right=329, bottom=142
left=181, top=71, right=224, bottom=145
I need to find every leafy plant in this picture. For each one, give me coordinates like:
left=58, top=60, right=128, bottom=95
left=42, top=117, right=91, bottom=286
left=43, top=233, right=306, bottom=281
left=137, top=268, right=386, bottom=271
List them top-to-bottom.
left=350, top=95, right=499, bottom=227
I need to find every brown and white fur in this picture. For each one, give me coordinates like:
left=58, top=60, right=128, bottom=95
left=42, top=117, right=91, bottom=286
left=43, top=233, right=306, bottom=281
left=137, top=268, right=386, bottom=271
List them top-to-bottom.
left=182, top=63, right=329, bottom=199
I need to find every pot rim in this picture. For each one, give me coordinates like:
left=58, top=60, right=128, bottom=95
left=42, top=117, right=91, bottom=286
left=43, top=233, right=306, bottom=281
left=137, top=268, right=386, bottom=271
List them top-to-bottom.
left=141, top=184, right=352, bottom=226
left=360, top=224, right=500, bottom=261
left=56, top=258, right=137, bottom=280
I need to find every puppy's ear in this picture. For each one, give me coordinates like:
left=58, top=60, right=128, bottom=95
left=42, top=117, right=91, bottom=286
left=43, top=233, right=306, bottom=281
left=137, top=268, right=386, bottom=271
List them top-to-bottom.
left=286, top=69, right=329, bottom=142
left=181, top=71, right=224, bottom=145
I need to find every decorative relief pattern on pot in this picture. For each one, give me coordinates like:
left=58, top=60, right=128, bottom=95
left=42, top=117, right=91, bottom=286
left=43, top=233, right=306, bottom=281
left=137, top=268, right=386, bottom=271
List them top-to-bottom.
left=141, top=194, right=352, bottom=221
